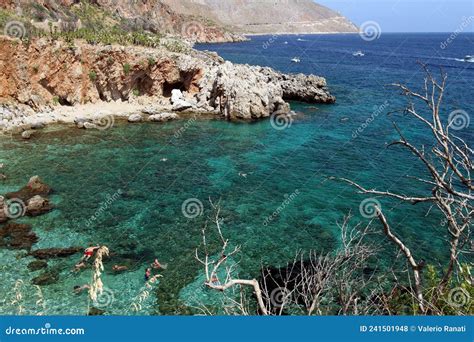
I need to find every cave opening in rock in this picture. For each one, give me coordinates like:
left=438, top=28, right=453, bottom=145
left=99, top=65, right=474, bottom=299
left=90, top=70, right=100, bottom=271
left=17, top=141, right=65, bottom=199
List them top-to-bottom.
left=162, top=70, right=200, bottom=97
left=133, top=74, right=154, bottom=96
left=162, top=81, right=186, bottom=97
left=57, top=96, right=72, bottom=106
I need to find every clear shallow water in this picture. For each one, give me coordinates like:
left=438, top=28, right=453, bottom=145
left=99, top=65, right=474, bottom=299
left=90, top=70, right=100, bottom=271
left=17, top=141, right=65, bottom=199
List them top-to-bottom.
left=1, top=33, right=473, bottom=315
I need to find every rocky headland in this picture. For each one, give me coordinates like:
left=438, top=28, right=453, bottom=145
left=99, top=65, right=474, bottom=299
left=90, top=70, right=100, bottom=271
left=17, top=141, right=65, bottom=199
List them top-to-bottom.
left=0, top=35, right=335, bottom=135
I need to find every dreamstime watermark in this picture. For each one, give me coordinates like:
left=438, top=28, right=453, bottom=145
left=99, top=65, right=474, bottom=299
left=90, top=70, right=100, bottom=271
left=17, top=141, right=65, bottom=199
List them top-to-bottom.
left=440, top=16, right=474, bottom=49
left=4, top=20, right=27, bottom=39
left=181, top=21, right=204, bottom=40
left=359, top=21, right=382, bottom=42
left=352, top=101, right=389, bottom=139
left=448, top=109, right=470, bottom=131
left=270, top=111, right=294, bottom=131
left=93, top=114, right=115, bottom=130
left=174, top=114, right=198, bottom=139
left=85, top=189, right=122, bottom=227
left=263, top=189, right=300, bottom=226
left=2, top=197, right=26, bottom=219
left=181, top=198, right=204, bottom=219
left=359, top=198, right=381, bottom=219
left=93, top=287, right=115, bottom=308
left=270, top=287, right=292, bottom=308
left=447, top=287, right=471, bottom=308
left=5, top=323, right=85, bottom=336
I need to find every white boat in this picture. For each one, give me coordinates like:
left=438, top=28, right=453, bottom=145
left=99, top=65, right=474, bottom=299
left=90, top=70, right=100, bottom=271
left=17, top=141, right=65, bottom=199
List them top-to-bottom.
left=353, top=50, right=365, bottom=57
left=464, top=55, right=474, bottom=62
left=291, top=57, right=301, bottom=63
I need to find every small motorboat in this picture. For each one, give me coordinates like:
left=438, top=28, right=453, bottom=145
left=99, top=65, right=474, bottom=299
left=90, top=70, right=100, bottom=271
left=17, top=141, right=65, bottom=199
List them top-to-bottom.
left=353, top=50, right=365, bottom=57
left=463, top=55, right=474, bottom=62
left=291, top=57, right=301, bottom=63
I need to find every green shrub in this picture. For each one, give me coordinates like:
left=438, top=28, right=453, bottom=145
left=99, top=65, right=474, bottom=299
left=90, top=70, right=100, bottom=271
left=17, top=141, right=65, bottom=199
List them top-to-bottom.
left=147, top=57, right=156, bottom=67
left=123, top=63, right=131, bottom=75
left=88, top=70, right=97, bottom=81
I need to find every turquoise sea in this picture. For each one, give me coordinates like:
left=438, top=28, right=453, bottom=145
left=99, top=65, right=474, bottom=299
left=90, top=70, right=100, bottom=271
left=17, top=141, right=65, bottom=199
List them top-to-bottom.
left=0, top=33, right=472, bottom=315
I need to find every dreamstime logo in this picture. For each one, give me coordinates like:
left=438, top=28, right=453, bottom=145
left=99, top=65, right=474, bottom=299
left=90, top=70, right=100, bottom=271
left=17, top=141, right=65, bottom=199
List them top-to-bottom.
left=440, top=16, right=474, bottom=49
left=4, top=21, right=27, bottom=39
left=181, top=21, right=204, bottom=39
left=359, top=21, right=382, bottom=41
left=352, top=101, right=389, bottom=139
left=448, top=109, right=470, bottom=131
left=270, top=112, right=293, bottom=130
left=93, top=114, right=115, bottom=131
left=174, top=114, right=197, bottom=139
left=85, top=189, right=122, bottom=227
left=263, top=190, right=300, bottom=226
left=3, top=198, right=26, bottom=219
left=181, top=198, right=203, bottom=219
left=359, top=198, right=381, bottom=218
left=93, top=287, right=115, bottom=308
left=270, top=287, right=291, bottom=308
left=447, top=287, right=470, bottom=308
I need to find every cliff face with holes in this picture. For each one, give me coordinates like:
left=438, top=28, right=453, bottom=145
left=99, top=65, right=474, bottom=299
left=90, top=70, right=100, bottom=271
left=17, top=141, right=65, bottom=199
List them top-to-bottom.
left=0, top=36, right=335, bottom=128
left=0, top=37, right=204, bottom=107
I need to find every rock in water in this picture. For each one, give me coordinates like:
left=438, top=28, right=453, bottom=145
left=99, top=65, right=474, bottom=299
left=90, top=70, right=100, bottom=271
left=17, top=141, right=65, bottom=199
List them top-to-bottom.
left=148, top=113, right=179, bottom=122
left=128, top=114, right=143, bottom=123
left=83, top=122, right=98, bottom=129
left=21, top=130, right=33, bottom=139
left=6, top=176, right=52, bottom=202
left=26, top=195, right=53, bottom=216
left=0, top=223, right=38, bottom=250
left=30, top=247, right=83, bottom=259
left=28, top=260, right=48, bottom=271
left=32, top=270, right=59, bottom=286
left=88, top=307, right=106, bottom=316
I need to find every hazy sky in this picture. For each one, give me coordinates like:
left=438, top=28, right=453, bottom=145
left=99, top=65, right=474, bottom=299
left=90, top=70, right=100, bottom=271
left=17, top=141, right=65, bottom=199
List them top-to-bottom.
left=317, top=0, right=474, bottom=32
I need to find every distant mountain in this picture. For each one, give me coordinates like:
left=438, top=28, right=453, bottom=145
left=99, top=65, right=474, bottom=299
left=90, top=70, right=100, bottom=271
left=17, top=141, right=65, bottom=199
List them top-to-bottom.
left=0, top=0, right=357, bottom=43
left=161, top=0, right=359, bottom=35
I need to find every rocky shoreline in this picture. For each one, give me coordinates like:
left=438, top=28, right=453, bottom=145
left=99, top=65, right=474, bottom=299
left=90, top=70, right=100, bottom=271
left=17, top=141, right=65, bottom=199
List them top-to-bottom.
left=0, top=36, right=335, bottom=136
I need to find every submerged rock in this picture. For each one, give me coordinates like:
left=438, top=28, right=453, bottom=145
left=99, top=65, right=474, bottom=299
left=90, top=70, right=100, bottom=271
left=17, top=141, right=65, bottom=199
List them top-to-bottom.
left=0, top=223, right=38, bottom=250
left=30, top=247, right=82, bottom=259
left=28, top=260, right=48, bottom=271
left=32, top=270, right=59, bottom=286
left=88, top=307, right=105, bottom=316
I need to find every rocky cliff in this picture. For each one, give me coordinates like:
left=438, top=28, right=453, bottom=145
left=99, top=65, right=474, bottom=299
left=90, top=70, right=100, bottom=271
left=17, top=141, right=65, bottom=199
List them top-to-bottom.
left=0, top=0, right=245, bottom=43
left=1, top=0, right=357, bottom=44
left=0, top=36, right=335, bottom=130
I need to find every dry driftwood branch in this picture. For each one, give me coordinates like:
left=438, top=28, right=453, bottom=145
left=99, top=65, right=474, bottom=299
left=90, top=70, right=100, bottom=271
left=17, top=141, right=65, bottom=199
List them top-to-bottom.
left=338, top=66, right=472, bottom=313
left=195, top=199, right=269, bottom=315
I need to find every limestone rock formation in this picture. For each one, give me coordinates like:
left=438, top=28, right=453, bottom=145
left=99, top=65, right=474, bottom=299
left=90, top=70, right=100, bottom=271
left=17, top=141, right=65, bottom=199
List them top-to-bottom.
left=0, top=37, right=335, bottom=125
